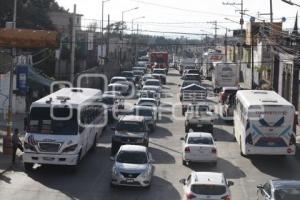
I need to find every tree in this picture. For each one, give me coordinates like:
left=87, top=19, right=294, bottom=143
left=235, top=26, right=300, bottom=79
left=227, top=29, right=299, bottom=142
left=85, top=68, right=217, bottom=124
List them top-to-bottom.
left=0, top=0, right=64, bottom=30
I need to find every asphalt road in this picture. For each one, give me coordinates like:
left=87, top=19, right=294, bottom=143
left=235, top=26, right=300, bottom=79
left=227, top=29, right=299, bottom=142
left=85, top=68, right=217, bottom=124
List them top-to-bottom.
left=1, top=69, right=300, bottom=200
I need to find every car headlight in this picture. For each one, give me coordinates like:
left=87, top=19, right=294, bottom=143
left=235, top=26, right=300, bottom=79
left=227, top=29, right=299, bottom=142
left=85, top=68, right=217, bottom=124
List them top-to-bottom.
left=24, top=141, right=37, bottom=152
left=62, top=144, right=78, bottom=153
left=112, top=166, right=120, bottom=176
left=141, top=166, right=152, bottom=178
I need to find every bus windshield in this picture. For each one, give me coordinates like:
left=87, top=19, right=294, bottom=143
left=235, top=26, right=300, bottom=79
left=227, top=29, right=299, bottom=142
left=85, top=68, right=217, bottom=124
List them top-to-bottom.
left=29, top=107, right=78, bottom=135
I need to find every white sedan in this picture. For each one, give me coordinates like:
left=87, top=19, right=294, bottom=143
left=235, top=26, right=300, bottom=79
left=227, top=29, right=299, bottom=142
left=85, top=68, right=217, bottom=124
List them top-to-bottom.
left=181, top=132, right=217, bottom=166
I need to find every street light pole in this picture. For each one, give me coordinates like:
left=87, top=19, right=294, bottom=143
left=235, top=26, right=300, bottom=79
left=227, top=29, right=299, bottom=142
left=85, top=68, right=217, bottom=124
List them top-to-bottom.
left=3, top=0, right=17, bottom=154
left=101, top=0, right=110, bottom=65
left=120, top=7, right=138, bottom=66
left=132, top=16, right=145, bottom=35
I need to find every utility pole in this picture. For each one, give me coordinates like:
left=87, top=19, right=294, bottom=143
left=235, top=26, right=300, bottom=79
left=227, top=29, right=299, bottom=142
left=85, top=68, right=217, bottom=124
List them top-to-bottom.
left=3, top=0, right=17, bottom=155
left=102, top=0, right=110, bottom=66
left=70, top=4, right=76, bottom=83
left=106, top=14, right=110, bottom=62
left=207, top=21, right=218, bottom=47
left=225, top=28, right=228, bottom=62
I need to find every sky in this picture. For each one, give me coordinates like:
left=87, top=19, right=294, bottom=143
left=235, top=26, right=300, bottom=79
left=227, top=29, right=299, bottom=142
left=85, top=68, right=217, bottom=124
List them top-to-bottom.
left=55, top=0, right=300, bottom=39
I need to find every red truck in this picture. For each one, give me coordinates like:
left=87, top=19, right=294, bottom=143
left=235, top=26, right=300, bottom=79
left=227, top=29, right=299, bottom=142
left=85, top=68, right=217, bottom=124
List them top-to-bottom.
left=150, top=52, right=169, bottom=73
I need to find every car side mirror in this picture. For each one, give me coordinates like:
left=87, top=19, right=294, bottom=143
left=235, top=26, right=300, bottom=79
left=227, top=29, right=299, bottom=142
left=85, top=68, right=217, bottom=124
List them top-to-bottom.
left=178, top=84, right=181, bottom=87
left=111, top=127, right=116, bottom=131
left=180, top=137, right=185, bottom=141
left=110, top=156, right=115, bottom=161
left=179, top=178, right=186, bottom=185
left=228, top=181, right=234, bottom=187
left=257, top=184, right=263, bottom=189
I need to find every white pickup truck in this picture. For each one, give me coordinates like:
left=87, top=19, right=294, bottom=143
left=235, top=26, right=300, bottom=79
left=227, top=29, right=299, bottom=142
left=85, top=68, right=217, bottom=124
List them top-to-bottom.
left=184, top=103, right=214, bottom=133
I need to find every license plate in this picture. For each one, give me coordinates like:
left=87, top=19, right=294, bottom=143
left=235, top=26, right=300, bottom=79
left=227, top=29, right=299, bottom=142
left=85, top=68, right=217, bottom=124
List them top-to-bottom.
left=268, top=142, right=275, bottom=146
left=43, top=157, right=55, bottom=161
left=126, top=178, right=134, bottom=183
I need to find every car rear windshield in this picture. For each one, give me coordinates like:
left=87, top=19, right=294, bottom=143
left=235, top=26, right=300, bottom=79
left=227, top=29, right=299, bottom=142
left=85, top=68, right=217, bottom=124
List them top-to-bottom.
left=153, top=70, right=165, bottom=75
left=121, top=72, right=133, bottom=77
left=145, top=81, right=160, bottom=86
left=224, top=89, right=237, bottom=94
left=133, top=108, right=153, bottom=117
left=116, top=121, right=145, bottom=132
left=188, top=137, right=213, bottom=145
left=117, top=151, right=148, bottom=164
left=191, top=184, right=226, bottom=195
left=274, top=189, right=300, bottom=200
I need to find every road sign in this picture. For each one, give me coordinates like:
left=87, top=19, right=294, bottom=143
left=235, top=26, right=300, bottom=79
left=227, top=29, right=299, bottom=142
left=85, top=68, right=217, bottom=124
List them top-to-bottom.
left=0, top=28, right=59, bottom=48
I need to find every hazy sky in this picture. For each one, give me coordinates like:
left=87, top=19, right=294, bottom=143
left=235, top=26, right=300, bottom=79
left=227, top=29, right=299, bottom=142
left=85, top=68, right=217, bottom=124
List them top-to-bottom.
left=55, top=0, right=300, bottom=38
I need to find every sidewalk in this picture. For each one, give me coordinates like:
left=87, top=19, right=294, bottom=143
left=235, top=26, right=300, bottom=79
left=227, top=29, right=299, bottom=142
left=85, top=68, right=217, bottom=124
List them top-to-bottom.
left=0, top=113, right=26, bottom=174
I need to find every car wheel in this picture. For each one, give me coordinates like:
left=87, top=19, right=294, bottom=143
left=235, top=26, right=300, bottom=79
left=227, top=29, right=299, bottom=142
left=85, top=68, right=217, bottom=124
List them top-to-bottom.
left=185, top=125, right=190, bottom=133
left=90, top=135, right=97, bottom=152
left=240, top=138, right=246, bottom=157
left=24, top=162, right=34, bottom=172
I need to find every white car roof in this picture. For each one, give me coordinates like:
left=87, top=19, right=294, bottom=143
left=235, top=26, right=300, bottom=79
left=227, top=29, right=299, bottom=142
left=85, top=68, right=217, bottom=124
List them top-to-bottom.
left=111, top=76, right=127, bottom=80
left=145, top=79, right=160, bottom=82
left=108, top=83, right=126, bottom=87
left=143, top=85, right=160, bottom=89
left=222, top=87, right=238, bottom=91
left=138, top=97, right=156, bottom=101
left=187, top=132, right=213, bottom=138
left=119, top=145, right=147, bottom=152
left=191, top=172, right=226, bottom=185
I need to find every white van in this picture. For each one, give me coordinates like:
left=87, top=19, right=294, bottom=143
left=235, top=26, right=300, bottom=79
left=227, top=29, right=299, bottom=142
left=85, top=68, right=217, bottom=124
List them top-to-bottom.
left=212, top=62, right=239, bottom=92
left=23, top=88, right=106, bottom=171
left=234, top=90, right=296, bottom=156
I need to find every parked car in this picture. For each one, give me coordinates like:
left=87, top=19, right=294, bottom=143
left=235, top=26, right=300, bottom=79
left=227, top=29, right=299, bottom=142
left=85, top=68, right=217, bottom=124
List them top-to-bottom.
left=152, top=68, right=167, bottom=84
left=219, top=87, right=238, bottom=104
left=132, top=106, right=157, bottom=132
left=111, top=115, right=150, bottom=155
left=181, top=132, right=217, bottom=166
left=111, top=145, right=154, bottom=188
left=179, top=172, right=233, bottom=200
left=257, top=180, right=300, bottom=200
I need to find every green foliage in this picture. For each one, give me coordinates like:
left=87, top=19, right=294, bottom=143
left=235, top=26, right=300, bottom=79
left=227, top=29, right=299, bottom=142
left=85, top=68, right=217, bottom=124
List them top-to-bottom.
left=0, top=0, right=64, bottom=30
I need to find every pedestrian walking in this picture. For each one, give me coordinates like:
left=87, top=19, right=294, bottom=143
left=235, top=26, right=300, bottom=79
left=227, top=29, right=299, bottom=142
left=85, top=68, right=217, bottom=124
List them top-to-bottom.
left=12, top=128, right=24, bottom=164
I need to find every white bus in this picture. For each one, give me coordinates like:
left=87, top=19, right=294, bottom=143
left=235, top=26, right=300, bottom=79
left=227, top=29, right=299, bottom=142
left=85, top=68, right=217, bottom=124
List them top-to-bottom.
left=23, top=88, right=106, bottom=171
left=234, top=90, right=296, bottom=156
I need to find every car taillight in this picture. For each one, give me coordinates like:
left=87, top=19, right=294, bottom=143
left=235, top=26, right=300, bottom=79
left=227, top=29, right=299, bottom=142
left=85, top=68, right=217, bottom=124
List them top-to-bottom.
left=289, top=135, right=296, bottom=145
left=185, top=147, right=191, bottom=153
left=211, top=148, right=217, bottom=154
left=186, top=192, right=196, bottom=199
left=222, top=195, right=231, bottom=200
